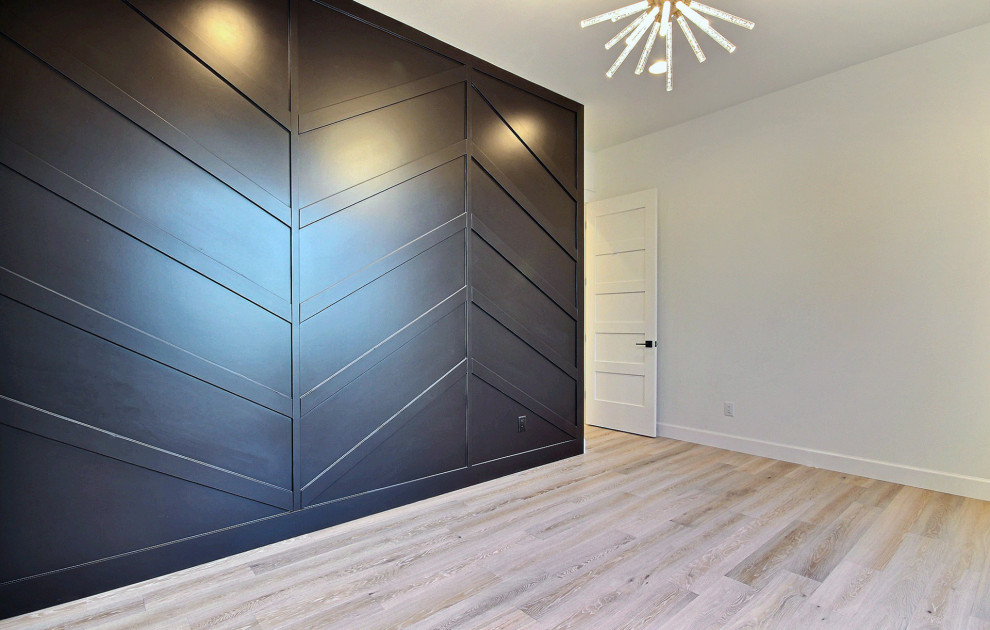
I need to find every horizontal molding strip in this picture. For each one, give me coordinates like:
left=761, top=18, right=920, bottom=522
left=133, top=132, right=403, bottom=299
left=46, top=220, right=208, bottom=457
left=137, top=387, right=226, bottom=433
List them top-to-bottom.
left=121, top=0, right=290, bottom=130
left=0, top=15, right=291, bottom=225
left=299, top=67, right=468, bottom=133
left=471, top=73, right=578, bottom=201
left=0, top=139, right=291, bottom=322
left=300, top=141, right=468, bottom=227
left=470, top=151, right=577, bottom=260
left=301, top=215, right=467, bottom=321
left=471, top=215, right=577, bottom=319
left=0, top=267, right=292, bottom=417
left=597, top=280, right=646, bottom=294
left=301, top=286, right=468, bottom=416
left=471, top=288, right=578, bottom=380
left=595, top=322, right=644, bottom=335
left=300, top=359, right=468, bottom=506
left=470, top=359, right=577, bottom=439
left=592, top=361, right=646, bottom=377
left=0, top=396, right=292, bottom=510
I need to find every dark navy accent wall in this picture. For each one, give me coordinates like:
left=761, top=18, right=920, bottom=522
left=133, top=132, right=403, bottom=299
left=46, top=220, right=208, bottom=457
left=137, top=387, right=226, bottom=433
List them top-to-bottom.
left=0, top=0, right=584, bottom=618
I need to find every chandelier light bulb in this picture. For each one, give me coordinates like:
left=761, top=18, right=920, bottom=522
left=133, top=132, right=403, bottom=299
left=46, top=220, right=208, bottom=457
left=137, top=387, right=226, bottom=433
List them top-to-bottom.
left=581, top=0, right=754, bottom=89
left=648, top=60, right=668, bottom=75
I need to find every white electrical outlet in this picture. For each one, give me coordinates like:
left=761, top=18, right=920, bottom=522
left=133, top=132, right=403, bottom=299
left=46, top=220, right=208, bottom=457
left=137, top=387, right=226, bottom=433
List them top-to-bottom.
left=724, top=402, right=735, bottom=417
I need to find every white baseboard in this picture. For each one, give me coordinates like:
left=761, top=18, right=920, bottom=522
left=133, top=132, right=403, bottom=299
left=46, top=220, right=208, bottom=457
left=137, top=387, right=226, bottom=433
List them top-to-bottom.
left=657, top=423, right=990, bottom=502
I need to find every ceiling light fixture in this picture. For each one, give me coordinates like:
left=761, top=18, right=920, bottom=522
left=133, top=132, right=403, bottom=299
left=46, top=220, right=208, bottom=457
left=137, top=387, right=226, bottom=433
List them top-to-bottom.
left=581, top=0, right=754, bottom=90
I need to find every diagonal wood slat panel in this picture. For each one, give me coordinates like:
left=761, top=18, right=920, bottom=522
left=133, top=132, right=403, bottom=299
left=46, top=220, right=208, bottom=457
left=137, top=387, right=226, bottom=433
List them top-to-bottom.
left=0, top=0, right=290, bottom=207
left=0, top=0, right=581, bottom=615
left=124, top=0, right=291, bottom=127
left=297, top=0, right=462, bottom=113
left=295, top=7, right=472, bottom=521
left=0, top=22, right=290, bottom=226
left=0, top=37, right=291, bottom=299
left=464, top=60, right=582, bottom=476
left=300, top=67, right=468, bottom=133
left=473, top=71, right=579, bottom=195
left=298, top=84, right=465, bottom=208
left=470, top=88, right=576, bottom=251
left=0, top=139, right=290, bottom=322
left=300, top=142, right=467, bottom=227
left=471, top=148, right=577, bottom=260
left=300, top=157, right=465, bottom=302
left=0, top=168, right=291, bottom=396
left=472, top=214, right=577, bottom=319
left=301, top=216, right=466, bottom=322
left=472, top=232, right=577, bottom=369
left=300, top=234, right=465, bottom=394
left=0, top=269, right=292, bottom=417
left=301, top=288, right=467, bottom=414
left=471, top=288, right=577, bottom=380
left=0, top=295, right=291, bottom=489
left=471, top=305, right=577, bottom=427
left=300, top=307, right=467, bottom=491
left=470, top=360, right=578, bottom=439
left=302, top=363, right=467, bottom=506
left=311, top=373, right=468, bottom=505
left=468, top=375, right=573, bottom=465
left=0, top=397, right=292, bottom=510
left=0, top=424, right=283, bottom=585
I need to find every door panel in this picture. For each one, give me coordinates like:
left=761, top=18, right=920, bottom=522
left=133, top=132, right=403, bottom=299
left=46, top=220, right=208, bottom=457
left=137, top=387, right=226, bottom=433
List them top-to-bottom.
left=586, top=190, right=658, bottom=437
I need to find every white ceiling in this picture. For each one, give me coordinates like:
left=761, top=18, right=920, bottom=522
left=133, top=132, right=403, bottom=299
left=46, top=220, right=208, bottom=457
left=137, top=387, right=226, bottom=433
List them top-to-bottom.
left=355, top=0, right=990, bottom=151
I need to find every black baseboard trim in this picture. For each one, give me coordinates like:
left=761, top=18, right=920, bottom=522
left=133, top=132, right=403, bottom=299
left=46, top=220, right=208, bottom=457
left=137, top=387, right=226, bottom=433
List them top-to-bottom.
left=0, top=440, right=583, bottom=620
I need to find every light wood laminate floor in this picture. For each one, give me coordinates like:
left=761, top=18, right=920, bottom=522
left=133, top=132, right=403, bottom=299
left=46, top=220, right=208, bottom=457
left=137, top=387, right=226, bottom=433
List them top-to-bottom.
left=4, top=426, right=990, bottom=630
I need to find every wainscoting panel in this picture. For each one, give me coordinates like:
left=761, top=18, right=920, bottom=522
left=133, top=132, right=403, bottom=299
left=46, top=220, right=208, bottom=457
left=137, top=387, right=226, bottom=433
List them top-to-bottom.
left=0, top=0, right=583, bottom=618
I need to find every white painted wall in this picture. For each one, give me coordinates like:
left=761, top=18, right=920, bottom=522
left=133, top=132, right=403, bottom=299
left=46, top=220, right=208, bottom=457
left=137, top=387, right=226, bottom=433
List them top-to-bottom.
left=589, top=23, right=990, bottom=500
left=583, top=149, right=598, bottom=202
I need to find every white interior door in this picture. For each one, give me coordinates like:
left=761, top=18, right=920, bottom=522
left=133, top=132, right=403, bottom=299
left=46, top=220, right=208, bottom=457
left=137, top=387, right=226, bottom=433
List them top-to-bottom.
left=585, top=189, right=658, bottom=437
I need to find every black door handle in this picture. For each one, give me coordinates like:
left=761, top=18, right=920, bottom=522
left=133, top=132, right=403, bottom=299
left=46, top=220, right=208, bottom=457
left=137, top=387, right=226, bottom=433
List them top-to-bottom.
left=635, top=340, right=656, bottom=348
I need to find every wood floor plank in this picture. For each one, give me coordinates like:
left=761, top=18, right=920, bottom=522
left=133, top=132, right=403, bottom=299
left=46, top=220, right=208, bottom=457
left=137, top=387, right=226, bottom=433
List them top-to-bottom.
left=3, top=427, right=988, bottom=630
left=843, top=485, right=933, bottom=571
left=787, top=501, right=881, bottom=583
left=521, top=510, right=748, bottom=623
left=725, top=519, right=822, bottom=590
left=846, top=533, right=946, bottom=628
left=806, top=559, right=879, bottom=621
left=908, top=560, right=981, bottom=629
left=721, top=570, right=820, bottom=630
left=663, top=576, right=758, bottom=629
left=544, top=577, right=695, bottom=630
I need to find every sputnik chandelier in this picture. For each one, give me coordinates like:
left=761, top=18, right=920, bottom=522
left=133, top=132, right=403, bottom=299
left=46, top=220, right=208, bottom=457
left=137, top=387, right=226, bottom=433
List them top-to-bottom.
left=580, top=0, right=754, bottom=90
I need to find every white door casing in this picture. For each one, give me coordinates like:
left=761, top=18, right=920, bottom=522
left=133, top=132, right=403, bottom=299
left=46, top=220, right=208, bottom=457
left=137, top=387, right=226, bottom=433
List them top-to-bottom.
left=585, top=189, right=658, bottom=437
